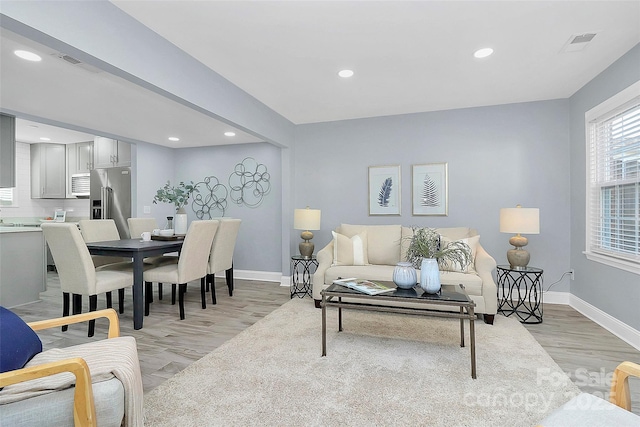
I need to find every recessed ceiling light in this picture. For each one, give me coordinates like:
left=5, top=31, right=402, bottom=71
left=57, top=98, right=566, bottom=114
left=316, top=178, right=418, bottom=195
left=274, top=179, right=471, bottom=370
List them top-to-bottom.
left=474, top=48, right=494, bottom=59
left=14, top=50, right=42, bottom=62
left=338, top=69, right=354, bottom=78
left=224, top=132, right=236, bottom=137
left=39, top=137, right=50, bottom=141
left=168, top=137, right=180, bottom=142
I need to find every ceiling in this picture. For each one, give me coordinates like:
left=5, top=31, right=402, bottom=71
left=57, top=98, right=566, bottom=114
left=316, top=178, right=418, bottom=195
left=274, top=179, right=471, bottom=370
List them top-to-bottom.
left=2, top=1, right=639, bottom=146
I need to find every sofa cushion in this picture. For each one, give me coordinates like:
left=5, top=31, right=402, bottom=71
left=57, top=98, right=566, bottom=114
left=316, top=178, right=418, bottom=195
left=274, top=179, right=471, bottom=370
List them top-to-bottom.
left=340, top=224, right=401, bottom=265
left=332, top=231, right=369, bottom=266
left=439, top=235, right=480, bottom=273
left=0, top=307, right=42, bottom=374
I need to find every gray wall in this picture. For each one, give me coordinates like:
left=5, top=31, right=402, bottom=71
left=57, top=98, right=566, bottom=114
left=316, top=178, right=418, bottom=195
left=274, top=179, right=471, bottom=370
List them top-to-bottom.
left=568, top=43, right=640, bottom=330
left=295, top=100, right=572, bottom=292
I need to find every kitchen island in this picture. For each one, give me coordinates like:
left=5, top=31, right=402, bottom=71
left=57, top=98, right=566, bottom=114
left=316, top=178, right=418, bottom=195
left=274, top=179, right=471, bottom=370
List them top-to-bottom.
left=0, top=226, right=46, bottom=307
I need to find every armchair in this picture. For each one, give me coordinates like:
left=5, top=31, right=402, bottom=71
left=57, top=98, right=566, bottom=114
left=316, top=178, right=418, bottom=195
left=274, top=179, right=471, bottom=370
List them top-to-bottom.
left=0, top=308, right=143, bottom=427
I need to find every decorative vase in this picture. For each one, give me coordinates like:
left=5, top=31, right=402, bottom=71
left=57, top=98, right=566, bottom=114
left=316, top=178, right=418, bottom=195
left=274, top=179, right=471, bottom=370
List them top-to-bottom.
left=174, top=208, right=188, bottom=235
left=419, top=258, right=441, bottom=294
left=393, top=262, right=417, bottom=289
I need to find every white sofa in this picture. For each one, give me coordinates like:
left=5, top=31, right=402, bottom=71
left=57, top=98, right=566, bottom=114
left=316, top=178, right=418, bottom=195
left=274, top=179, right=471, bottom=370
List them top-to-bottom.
left=312, top=224, right=498, bottom=324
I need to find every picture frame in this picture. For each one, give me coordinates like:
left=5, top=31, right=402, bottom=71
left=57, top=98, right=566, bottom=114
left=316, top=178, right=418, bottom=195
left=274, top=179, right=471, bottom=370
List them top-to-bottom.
left=412, top=163, right=448, bottom=216
left=368, top=165, right=401, bottom=216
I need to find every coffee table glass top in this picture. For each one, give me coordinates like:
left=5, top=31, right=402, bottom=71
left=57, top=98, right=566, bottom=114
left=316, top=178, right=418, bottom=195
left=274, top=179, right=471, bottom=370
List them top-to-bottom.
left=324, top=282, right=471, bottom=304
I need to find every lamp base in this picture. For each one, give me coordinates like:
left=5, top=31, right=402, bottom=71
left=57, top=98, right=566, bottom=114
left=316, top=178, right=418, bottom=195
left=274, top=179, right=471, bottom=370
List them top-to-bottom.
left=299, top=241, right=314, bottom=259
left=507, top=248, right=530, bottom=269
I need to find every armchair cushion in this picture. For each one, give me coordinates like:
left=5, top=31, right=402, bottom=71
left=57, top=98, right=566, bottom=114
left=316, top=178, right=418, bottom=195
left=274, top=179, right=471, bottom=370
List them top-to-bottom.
left=332, top=231, right=369, bottom=266
left=0, top=307, right=42, bottom=374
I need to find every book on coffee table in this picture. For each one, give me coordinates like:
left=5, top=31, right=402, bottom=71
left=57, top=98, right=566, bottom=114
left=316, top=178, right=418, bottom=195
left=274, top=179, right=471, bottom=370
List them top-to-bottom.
left=332, top=278, right=395, bottom=295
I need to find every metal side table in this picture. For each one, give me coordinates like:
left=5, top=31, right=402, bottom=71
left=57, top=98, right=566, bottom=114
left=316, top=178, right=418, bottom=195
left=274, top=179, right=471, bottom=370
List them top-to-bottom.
left=290, top=255, right=318, bottom=298
left=496, top=265, right=544, bottom=324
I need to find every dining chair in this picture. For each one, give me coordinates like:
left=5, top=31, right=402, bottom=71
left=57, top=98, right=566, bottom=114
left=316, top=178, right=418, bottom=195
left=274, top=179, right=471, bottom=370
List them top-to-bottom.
left=127, top=217, right=178, bottom=301
left=206, top=218, right=241, bottom=304
left=79, top=219, right=128, bottom=268
left=143, top=220, right=219, bottom=320
left=41, top=223, right=133, bottom=337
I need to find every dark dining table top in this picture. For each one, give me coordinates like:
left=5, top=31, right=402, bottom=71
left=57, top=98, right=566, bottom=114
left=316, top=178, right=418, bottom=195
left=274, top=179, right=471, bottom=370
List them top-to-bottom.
left=86, top=238, right=183, bottom=256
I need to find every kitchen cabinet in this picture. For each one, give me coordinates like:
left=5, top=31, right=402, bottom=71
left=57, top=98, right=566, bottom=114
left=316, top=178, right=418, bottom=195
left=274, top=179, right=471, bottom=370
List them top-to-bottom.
left=0, top=113, right=16, bottom=188
left=94, top=137, right=130, bottom=168
left=66, top=141, right=93, bottom=198
left=31, top=143, right=66, bottom=198
left=0, top=228, right=46, bottom=307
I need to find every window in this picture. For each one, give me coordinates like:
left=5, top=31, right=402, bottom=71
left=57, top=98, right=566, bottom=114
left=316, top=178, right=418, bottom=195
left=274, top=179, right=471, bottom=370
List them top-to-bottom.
left=585, top=81, right=640, bottom=274
left=0, top=188, right=15, bottom=207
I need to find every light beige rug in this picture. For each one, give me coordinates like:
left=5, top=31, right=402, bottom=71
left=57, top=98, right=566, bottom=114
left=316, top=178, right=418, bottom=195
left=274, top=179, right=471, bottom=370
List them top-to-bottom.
left=144, top=298, right=579, bottom=426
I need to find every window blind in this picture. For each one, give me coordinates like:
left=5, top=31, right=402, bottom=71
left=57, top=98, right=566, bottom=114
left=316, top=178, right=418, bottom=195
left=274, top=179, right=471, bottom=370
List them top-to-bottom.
left=587, top=98, right=640, bottom=264
left=0, top=188, right=14, bottom=206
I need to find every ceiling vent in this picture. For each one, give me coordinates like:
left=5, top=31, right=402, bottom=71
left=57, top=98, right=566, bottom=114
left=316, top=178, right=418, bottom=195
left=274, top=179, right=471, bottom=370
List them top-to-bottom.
left=560, top=33, right=597, bottom=53
left=50, top=52, right=101, bottom=73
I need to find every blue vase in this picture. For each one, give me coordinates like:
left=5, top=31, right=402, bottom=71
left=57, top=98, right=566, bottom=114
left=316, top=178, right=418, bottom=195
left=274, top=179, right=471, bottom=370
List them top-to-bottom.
left=419, top=258, right=441, bottom=294
left=393, top=262, right=417, bottom=289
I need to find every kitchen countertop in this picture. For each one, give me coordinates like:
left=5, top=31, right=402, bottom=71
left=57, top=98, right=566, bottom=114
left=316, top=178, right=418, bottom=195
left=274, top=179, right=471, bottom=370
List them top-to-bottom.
left=0, top=225, right=43, bottom=233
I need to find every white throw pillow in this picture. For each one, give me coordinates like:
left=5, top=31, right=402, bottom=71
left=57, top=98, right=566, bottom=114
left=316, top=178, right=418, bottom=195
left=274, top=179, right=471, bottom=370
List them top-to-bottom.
left=332, top=231, right=369, bottom=266
left=439, top=235, right=480, bottom=273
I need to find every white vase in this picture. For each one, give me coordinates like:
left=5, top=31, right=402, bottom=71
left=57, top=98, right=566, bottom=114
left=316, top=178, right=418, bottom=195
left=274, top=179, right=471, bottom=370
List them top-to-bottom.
left=174, top=207, right=188, bottom=235
left=419, top=258, right=441, bottom=294
left=393, top=262, right=417, bottom=289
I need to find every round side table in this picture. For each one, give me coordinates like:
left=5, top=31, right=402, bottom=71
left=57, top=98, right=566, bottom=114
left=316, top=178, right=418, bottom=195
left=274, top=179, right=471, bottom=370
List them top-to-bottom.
left=290, top=255, right=318, bottom=298
left=496, top=265, right=544, bottom=324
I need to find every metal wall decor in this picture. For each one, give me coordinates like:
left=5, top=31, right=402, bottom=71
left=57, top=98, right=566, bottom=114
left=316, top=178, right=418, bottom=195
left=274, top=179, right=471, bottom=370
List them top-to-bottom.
left=228, top=157, right=271, bottom=208
left=412, top=162, right=448, bottom=216
left=191, top=176, right=228, bottom=218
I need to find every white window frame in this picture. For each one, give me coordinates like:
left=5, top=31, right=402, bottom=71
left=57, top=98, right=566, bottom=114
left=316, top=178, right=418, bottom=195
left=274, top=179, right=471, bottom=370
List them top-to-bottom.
left=584, top=80, right=640, bottom=275
left=0, top=187, right=16, bottom=207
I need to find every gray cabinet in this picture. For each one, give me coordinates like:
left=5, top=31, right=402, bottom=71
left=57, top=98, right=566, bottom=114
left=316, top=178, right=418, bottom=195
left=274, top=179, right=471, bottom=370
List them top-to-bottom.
left=0, top=114, right=16, bottom=188
left=94, top=137, right=130, bottom=168
left=66, top=141, right=93, bottom=197
left=31, top=143, right=66, bottom=198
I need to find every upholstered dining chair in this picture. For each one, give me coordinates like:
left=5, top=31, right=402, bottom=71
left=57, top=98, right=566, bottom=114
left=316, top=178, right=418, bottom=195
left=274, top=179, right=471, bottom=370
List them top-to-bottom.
left=127, top=217, right=178, bottom=301
left=206, top=218, right=241, bottom=304
left=79, top=219, right=128, bottom=268
left=143, top=220, right=219, bottom=320
left=41, top=223, right=133, bottom=337
left=0, top=307, right=144, bottom=427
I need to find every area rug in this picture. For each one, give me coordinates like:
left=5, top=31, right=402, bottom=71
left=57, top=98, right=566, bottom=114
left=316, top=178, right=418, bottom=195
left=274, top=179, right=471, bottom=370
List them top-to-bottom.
left=144, top=298, right=579, bottom=426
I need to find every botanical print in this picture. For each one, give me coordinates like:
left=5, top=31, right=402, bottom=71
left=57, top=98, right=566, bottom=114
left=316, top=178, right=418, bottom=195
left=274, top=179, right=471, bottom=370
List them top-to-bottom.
left=412, top=163, right=448, bottom=216
left=369, top=165, right=401, bottom=215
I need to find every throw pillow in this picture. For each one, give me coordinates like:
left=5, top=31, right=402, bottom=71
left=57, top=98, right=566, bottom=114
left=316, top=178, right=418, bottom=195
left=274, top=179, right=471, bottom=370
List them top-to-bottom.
left=332, top=230, right=369, bottom=266
left=439, top=235, right=480, bottom=273
left=0, top=306, right=43, bottom=373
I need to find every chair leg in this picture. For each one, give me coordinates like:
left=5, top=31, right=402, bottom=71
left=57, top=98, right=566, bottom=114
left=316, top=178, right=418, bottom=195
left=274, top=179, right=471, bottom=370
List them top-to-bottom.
left=225, top=264, right=234, bottom=296
left=208, top=274, right=217, bottom=305
left=200, top=277, right=206, bottom=309
left=145, top=281, right=152, bottom=316
left=158, top=283, right=163, bottom=300
left=178, top=283, right=187, bottom=320
left=172, top=284, right=177, bottom=305
left=118, top=288, right=125, bottom=314
left=106, top=291, right=113, bottom=309
left=62, top=292, right=70, bottom=332
left=72, top=294, right=82, bottom=315
left=88, top=295, right=97, bottom=337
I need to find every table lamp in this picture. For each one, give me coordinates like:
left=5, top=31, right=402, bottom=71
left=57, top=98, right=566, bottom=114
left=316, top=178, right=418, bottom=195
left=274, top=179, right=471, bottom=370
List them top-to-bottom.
left=499, top=204, right=540, bottom=269
left=294, top=207, right=321, bottom=259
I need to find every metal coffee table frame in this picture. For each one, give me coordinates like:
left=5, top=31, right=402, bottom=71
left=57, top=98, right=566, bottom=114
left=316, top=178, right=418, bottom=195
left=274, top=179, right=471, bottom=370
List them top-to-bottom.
left=321, top=282, right=477, bottom=379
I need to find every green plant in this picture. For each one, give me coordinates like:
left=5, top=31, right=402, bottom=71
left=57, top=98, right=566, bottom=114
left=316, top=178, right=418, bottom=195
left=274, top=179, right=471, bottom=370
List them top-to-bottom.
left=153, top=181, right=197, bottom=210
left=405, top=227, right=472, bottom=270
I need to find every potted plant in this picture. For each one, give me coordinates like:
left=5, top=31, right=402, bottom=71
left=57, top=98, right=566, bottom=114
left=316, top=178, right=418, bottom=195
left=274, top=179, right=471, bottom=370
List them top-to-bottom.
left=153, top=180, right=197, bottom=212
left=153, top=181, right=197, bottom=235
left=405, top=227, right=472, bottom=293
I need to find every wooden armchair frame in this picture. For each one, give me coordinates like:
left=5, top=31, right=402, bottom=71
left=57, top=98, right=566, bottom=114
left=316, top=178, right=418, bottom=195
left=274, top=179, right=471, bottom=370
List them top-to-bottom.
left=0, top=309, right=120, bottom=427
left=610, top=361, right=640, bottom=411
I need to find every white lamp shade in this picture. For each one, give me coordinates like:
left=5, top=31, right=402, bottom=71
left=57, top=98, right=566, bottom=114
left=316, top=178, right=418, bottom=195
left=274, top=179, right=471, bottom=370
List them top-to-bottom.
left=500, top=207, right=540, bottom=234
left=294, top=208, right=321, bottom=231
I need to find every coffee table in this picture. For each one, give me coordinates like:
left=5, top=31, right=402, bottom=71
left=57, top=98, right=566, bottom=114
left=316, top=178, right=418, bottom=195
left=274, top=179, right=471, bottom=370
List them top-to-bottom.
left=321, top=282, right=477, bottom=378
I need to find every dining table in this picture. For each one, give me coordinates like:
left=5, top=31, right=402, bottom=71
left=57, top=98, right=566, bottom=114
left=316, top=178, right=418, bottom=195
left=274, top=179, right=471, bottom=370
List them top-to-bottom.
left=86, top=238, right=184, bottom=329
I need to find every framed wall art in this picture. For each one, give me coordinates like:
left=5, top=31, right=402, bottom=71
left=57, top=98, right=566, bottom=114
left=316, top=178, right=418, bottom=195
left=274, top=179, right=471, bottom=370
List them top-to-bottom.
left=412, top=163, right=448, bottom=216
left=368, top=165, right=401, bottom=216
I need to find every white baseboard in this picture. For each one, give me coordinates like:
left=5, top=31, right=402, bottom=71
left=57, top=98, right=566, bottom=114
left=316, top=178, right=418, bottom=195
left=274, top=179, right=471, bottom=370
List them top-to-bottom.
left=214, top=269, right=282, bottom=283
left=542, top=291, right=571, bottom=305
left=569, top=294, right=640, bottom=352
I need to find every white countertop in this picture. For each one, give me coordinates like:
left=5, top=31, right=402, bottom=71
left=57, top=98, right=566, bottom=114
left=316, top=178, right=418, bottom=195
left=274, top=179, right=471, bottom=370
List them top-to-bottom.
left=0, top=226, right=43, bottom=233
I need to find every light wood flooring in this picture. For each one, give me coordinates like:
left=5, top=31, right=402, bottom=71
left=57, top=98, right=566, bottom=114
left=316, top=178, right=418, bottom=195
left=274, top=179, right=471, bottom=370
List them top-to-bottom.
left=9, top=273, right=640, bottom=416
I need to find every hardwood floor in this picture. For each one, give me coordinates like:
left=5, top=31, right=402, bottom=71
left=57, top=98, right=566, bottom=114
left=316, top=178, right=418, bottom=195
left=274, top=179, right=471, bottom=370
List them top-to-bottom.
left=9, top=273, right=640, bottom=417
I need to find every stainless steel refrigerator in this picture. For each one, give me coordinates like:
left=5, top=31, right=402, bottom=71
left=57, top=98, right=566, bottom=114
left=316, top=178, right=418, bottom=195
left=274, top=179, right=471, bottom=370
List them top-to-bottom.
left=90, top=167, right=131, bottom=239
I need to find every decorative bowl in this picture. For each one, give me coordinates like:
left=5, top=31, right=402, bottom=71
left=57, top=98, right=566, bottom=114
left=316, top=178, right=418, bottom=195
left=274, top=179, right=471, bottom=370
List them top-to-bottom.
left=159, top=229, right=174, bottom=237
